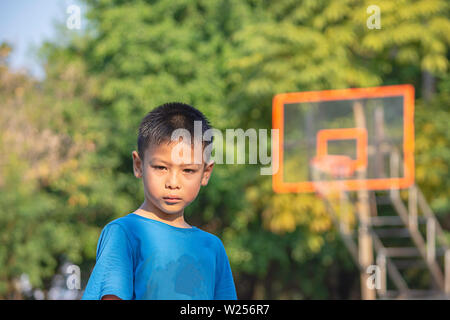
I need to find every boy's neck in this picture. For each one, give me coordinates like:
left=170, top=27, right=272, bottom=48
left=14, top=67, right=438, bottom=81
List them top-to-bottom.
left=135, top=200, right=192, bottom=228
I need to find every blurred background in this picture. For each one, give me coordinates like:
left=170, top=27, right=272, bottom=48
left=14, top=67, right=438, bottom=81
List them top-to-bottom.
left=0, top=0, right=449, bottom=300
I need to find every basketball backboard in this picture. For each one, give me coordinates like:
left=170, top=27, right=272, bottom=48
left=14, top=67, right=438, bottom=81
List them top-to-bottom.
left=272, top=85, right=415, bottom=193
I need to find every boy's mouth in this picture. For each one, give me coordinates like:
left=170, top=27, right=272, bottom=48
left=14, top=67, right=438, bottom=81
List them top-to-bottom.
left=163, top=195, right=181, bottom=199
left=163, top=196, right=182, bottom=203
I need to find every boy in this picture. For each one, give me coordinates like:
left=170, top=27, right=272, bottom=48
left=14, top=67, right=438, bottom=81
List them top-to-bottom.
left=82, top=102, right=237, bottom=300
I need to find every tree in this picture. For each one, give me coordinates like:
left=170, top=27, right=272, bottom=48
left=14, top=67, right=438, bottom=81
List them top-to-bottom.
left=2, top=0, right=447, bottom=299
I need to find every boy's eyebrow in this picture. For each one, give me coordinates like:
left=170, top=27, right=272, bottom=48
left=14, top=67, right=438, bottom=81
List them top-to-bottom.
left=150, top=158, right=170, bottom=164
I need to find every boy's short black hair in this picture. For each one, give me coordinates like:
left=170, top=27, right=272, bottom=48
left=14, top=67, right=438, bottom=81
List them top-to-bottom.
left=137, top=102, right=213, bottom=163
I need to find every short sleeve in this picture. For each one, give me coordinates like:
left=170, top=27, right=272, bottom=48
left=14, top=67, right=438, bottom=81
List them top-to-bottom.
left=82, top=223, right=134, bottom=300
left=214, top=239, right=238, bottom=300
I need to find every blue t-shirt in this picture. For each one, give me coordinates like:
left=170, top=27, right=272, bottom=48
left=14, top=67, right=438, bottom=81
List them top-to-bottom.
left=82, top=213, right=237, bottom=300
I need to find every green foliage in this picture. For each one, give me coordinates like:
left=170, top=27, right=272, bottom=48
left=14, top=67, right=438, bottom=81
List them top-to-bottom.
left=0, top=0, right=448, bottom=299
left=415, top=75, right=450, bottom=215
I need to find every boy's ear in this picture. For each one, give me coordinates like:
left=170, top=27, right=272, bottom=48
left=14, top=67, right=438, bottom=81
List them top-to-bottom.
left=132, top=151, right=143, bottom=178
left=200, top=161, right=215, bottom=186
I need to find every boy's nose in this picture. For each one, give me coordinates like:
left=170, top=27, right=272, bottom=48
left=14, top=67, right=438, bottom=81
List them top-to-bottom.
left=165, top=172, right=180, bottom=189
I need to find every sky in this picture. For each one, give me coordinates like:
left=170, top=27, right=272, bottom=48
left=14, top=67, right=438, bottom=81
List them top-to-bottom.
left=0, top=0, right=83, bottom=80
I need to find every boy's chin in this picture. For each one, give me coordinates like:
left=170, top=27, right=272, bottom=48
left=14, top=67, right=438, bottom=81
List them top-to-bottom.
left=159, top=203, right=185, bottom=215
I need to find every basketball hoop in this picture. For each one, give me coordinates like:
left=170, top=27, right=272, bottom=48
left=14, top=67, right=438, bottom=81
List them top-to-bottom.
left=272, top=84, right=415, bottom=193
left=310, top=155, right=356, bottom=179
left=310, top=155, right=356, bottom=198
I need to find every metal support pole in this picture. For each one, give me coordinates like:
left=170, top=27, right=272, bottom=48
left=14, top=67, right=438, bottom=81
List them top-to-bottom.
left=354, top=100, right=375, bottom=300
left=389, top=150, right=400, bottom=199
left=408, top=185, right=418, bottom=231
left=339, top=190, right=350, bottom=235
left=427, top=218, right=436, bottom=264
left=376, top=250, right=387, bottom=297
left=445, top=250, right=450, bottom=295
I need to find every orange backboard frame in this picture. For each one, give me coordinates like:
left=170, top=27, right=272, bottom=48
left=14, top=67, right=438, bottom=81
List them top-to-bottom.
left=272, top=84, right=415, bottom=193
left=316, top=128, right=368, bottom=171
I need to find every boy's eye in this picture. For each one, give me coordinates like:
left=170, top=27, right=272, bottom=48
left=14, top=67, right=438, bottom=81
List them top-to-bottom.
left=152, top=165, right=196, bottom=173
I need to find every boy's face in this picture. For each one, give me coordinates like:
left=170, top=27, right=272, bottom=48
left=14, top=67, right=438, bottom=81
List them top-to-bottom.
left=132, top=140, right=214, bottom=215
